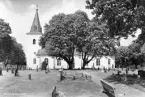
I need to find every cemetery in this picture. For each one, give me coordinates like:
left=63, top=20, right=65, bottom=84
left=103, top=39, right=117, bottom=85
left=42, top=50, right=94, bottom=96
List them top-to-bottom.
left=1, top=0, right=145, bottom=97
left=0, top=68, right=145, bottom=97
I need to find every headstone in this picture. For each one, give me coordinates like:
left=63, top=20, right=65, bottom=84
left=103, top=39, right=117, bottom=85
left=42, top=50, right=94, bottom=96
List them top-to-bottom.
left=36, top=66, right=38, bottom=72
left=0, top=67, right=3, bottom=76
left=6, top=67, right=9, bottom=72
left=11, top=68, right=14, bottom=74
left=14, top=69, right=19, bottom=76
left=45, top=69, right=48, bottom=74
left=59, top=69, right=65, bottom=81
left=117, top=70, right=121, bottom=76
left=123, top=73, right=127, bottom=82
left=28, top=74, right=31, bottom=80
left=52, top=86, right=59, bottom=97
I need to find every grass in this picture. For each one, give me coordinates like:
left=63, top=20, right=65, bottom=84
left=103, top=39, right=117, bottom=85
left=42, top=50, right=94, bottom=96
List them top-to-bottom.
left=1, top=69, right=145, bottom=97
left=102, top=69, right=145, bottom=92
left=0, top=70, right=101, bottom=97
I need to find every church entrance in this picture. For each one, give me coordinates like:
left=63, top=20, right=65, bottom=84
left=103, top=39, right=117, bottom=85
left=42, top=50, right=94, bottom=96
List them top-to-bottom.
left=41, top=58, right=49, bottom=70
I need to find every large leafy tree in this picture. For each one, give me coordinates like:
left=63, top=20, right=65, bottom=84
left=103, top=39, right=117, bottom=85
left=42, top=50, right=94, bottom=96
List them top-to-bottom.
left=86, top=0, right=145, bottom=41
left=86, top=0, right=145, bottom=69
left=40, top=11, right=117, bottom=69
left=74, top=11, right=116, bottom=69
left=40, top=13, right=76, bottom=69
left=0, top=19, right=13, bottom=66
left=0, top=19, right=26, bottom=67
left=10, top=37, right=26, bottom=67
left=127, top=42, right=143, bottom=66
left=115, top=46, right=133, bottom=68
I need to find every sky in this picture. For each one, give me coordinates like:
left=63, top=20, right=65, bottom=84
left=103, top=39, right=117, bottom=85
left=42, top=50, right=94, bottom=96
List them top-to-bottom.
left=0, top=0, right=141, bottom=51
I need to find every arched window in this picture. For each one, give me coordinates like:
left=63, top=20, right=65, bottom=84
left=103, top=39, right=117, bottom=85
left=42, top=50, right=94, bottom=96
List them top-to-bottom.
left=33, top=39, right=36, bottom=44
left=33, top=58, right=36, bottom=64
left=45, top=58, right=49, bottom=64
left=57, top=58, right=61, bottom=66
left=96, top=58, right=100, bottom=66
left=108, top=59, right=111, bottom=65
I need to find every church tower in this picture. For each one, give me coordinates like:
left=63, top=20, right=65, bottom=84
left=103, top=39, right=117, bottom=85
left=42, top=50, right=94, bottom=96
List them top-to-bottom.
left=26, top=7, right=42, bottom=69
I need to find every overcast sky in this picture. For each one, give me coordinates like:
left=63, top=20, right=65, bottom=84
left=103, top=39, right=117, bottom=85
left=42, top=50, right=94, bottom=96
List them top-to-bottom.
left=0, top=0, right=141, bottom=50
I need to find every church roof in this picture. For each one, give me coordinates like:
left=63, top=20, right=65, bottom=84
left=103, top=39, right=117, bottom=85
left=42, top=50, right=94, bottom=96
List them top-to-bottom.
left=27, top=7, right=42, bottom=35
left=36, top=48, right=81, bottom=57
left=37, top=49, right=48, bottom=56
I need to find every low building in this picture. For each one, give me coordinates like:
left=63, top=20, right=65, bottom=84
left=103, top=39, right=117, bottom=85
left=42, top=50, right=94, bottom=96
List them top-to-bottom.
left=36, top=49, right=115, bottom=69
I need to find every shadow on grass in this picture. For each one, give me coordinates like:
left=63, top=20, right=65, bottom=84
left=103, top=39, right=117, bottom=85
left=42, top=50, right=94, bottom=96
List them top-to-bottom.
left=104, top=73, right=145, bottom=90
left=102, top=92, right=114, bottom=97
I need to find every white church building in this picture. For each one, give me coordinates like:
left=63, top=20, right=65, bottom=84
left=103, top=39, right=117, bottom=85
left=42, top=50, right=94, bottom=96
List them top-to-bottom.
left=25, top=8, right=115, bottom=70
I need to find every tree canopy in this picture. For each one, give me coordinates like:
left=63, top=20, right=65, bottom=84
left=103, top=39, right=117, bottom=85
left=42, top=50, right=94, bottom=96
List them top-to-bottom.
left=86, top=0, right=145, bottom=40
left=40, top=10, right=117, bottom=69
left=40, top=13, right=76, bottom=69
left=0, top=18, right=26, bottom=67
left=115, top=46, right=133, bottom=68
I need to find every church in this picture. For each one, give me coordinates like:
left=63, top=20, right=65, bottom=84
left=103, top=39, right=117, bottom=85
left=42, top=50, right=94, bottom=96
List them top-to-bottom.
left=25, top=8, right=115, bottom=70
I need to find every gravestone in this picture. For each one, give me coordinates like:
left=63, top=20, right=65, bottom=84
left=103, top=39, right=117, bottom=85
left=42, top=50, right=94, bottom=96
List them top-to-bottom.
left=36, top=66, right=38, bottom=72
left=0, top=67, right=3, bottom=76
left=6, top=67, right=9, bottom=72
left=11, top=68, right=14, bottom=74
left=14, top=69, right=19, bottom=76
left=45, top=69, right=48, bottom=74
left=59, top=69, right=65, bottom=81
left=28, top=74, right=31, bottom=80
left=52, top=86, right=65, bottom=97
left=52, top=86, right=58, bottom=97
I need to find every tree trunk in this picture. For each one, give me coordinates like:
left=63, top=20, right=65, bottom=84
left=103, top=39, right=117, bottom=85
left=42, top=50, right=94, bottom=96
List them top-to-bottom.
left=4, top=59, right=8, bottom=67
left=67, top=61, right=74, bottom=70
left=82, top=61, right=89, bottom=69
left=17, top=64, right=19, bottom=72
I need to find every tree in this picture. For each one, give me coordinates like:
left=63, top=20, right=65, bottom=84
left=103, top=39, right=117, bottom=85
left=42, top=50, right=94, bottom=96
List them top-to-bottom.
left=86, top=0, right=145, bottom=41
left=40, top=10, right=117, bottom=69
left=73, top=11, right=116, bottom=69
left=40, top=13, right=75, bottom=69
left=0, top=18, right=26, bottom=68
left=0, top=19, right=13, bottom=66
left=0, top=19, right=11, bottom=34
left=10, top=37, right=26, bottom=68
left=127, top=42, right=143, bottom=67
left=115, top=46, right=133, bottom=68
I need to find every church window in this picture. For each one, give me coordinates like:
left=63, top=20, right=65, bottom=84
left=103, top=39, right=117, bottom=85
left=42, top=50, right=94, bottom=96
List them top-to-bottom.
left=33, top=39, right=36, bottom=44
left=33, top=58, right=36, bottom=64
left=45, top=58, right=49, bottom=64
left=57, top=58, right=61, bottom=66
left=96, top=58, right=100, bottom=66
left=108, top=59, right=111, bottom=65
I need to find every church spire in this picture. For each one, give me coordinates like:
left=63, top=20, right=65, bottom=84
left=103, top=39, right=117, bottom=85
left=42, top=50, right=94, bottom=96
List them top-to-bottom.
left=27, top=5, right=42, bottom=35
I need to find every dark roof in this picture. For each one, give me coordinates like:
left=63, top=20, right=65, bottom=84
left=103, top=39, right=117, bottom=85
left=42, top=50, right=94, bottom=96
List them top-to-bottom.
left=27, top=8, right=42, bottom=35
left=26, top=31, right=42, bottom=35
left=37, top=48, right=81, bottom=57
left=37, top=49, right=48, bottom=56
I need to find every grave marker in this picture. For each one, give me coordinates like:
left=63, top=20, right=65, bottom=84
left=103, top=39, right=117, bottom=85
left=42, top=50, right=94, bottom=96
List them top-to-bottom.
left=0, top=67, right=3, bottom=76
left=14, top=68, right=19, bottom=77
left=28, top=74, right=31, bottom=80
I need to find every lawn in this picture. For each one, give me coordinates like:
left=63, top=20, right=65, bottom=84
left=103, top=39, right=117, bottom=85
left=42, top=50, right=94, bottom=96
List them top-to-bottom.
left=0, top=70, right=102, bottom=97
